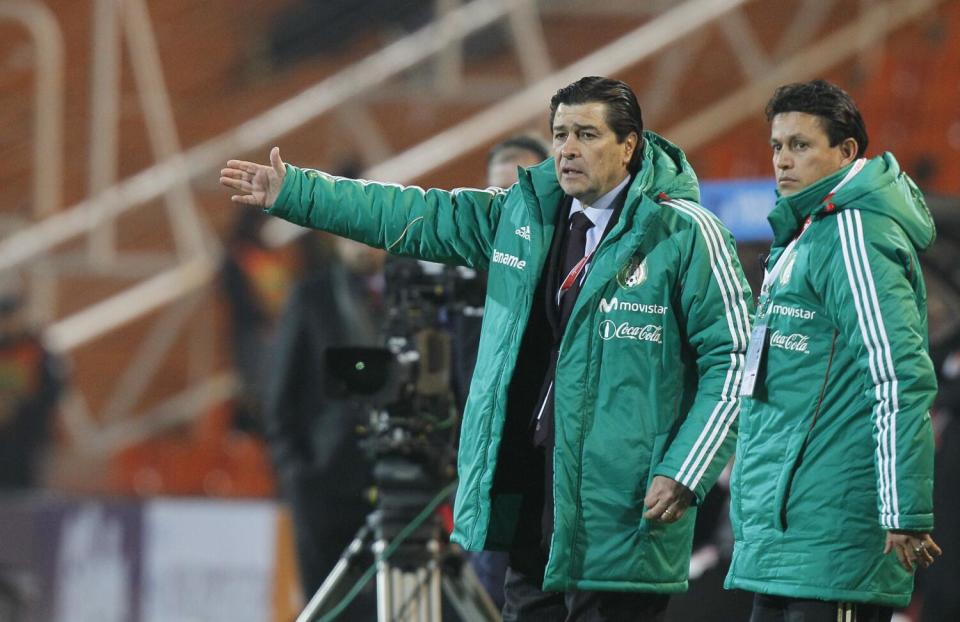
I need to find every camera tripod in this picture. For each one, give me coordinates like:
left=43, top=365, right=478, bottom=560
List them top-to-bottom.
left=295, top=481, right=501, bottom=622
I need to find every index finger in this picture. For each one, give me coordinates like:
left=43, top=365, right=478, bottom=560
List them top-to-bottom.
left=226, top=160, right=259, bottom=173
left=643, top=497, right=670, bottom=520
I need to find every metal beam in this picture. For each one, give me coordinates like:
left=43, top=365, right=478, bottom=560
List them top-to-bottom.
left=0, top=0, right=518, bottom=273
left=364, top=0, right=749, bottom=182
left=664, top=0, right=944, bottom=153
left=0, top=1, right=64, bottom=218
left=44, top=255, right=217, bottom=353
left=74, top=373, right=238, bottom=455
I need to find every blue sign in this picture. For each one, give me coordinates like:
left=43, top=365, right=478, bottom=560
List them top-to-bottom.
left=699, top=178, right=776, bottom=242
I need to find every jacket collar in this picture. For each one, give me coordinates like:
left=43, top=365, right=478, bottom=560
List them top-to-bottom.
left=518, top=130, right=700, bottom=228
left=767, top=162, right=854, bottom=246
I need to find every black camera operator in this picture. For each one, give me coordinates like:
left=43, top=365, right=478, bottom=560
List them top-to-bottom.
left=263, top=234, right=385, bottom=620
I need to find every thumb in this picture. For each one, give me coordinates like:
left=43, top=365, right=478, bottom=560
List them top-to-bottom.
left=270, top=146, right=285, bottom=176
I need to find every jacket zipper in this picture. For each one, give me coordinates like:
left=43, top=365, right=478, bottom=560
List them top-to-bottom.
left=471, top=183, right=544, bottom=548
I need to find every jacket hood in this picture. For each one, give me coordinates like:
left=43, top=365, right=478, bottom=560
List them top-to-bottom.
left=524, top=130, right=700, bottom=204
left=636, top=130, right=701, bottom=202
left=769, top=153, right=935, bottom=251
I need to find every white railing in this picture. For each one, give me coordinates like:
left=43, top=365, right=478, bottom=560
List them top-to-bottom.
left=1, top=0, right=948, bottom=455
left=0, top=1, right=63, bottom=219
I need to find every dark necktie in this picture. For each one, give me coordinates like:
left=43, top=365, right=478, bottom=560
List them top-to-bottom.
left=559, top=211, right=594, bottom=327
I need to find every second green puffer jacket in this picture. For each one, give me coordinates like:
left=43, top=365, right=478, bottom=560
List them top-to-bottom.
left=725, top=154, right=938, bottom=607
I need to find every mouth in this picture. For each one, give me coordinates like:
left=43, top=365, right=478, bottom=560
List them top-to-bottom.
left=560, top=166, right=584, bottom=177
left=778, top=177, right=796, bottom=185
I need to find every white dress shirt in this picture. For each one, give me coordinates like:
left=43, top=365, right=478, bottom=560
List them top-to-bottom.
left=559, top=174, right=631, bottom=297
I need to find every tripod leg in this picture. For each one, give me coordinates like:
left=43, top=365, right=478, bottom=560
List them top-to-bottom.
left=296, top=525, right=372, bottom=622
left=375, top=541, right=394, bottom=622
left=376, top=558, right=444, bottom=622
left=441, top=558, right=501, bottom=621
left=427, top=565, right=442, bottom=622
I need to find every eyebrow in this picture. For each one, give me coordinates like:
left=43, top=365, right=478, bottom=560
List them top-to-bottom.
left=553, top=122, right=600, bottom=133
left=770, top=133, right=811, bottom=144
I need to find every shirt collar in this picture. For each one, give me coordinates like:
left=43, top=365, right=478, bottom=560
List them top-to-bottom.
left=570, top=175, right=631, bottom=216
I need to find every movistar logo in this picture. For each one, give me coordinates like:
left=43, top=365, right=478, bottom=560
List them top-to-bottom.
left=492, top=249, right=526, bottom=270
left=598, top=297, right=668, bottom=315
left=769, top=304, right=816, bottom=320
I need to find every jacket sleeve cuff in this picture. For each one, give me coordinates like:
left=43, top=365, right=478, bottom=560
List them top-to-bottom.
left=266, top=164, right=299, bottom=220
left=652, top=464, right=706, bottom=506
left=882, top=512, right=934, bottom=532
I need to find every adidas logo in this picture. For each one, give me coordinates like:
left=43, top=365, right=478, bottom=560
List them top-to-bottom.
left=515, top=225, right=531, bottom=240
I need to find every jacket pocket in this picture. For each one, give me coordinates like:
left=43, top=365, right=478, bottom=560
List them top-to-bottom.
left=771, top=429, right=808, bottom=532
left=638, top=432, right=671, bottom=534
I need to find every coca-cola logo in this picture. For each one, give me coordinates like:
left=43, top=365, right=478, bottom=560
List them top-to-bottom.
left=598, top=320, right=663, bottom=343
left=769, top=330, right=810, bottom=354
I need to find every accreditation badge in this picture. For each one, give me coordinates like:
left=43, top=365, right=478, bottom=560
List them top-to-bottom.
left=740, top=318, right=769, bottom=398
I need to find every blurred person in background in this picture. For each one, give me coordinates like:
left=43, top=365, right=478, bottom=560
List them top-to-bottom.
left=222, top=76, right=752, bottom=621
left=725, top=79, right=941, bottom=622
left=485, top=135, right=551, bottom=189
left=220, top=209, right=298, bottom=433
left=263, top=232, right=385, bottom=619
left=0, top=282, right=65, bottom=620
left=0, top=285, right=64, bottom=490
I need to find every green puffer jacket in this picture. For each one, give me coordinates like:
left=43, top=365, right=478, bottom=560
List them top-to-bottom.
left=268, top=132, right=753, bottom=592
left=725, top=154, right=938, bottom=607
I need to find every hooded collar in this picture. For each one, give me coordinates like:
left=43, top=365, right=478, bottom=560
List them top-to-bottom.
left=521, top=130, right=700, bottom=223
left=766, top=153, right=935, bottom=251
left=767, top=162, right=854, bottom=247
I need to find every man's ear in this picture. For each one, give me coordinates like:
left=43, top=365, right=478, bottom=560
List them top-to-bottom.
left=622, top=132, right=639, bottom=166
left=839, top=137, right=859, bottom=164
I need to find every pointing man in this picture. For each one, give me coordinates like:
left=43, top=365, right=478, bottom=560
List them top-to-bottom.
left=222, top=76, right=752, bottom=621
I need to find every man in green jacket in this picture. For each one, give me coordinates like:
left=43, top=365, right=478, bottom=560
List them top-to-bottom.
left=222, top=76, right=752, bottom=621
left=725, top=79, right=943, bottom=621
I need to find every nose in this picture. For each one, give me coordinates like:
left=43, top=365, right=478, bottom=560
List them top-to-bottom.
left=560, top=137, right=580, bottom=160
left=775, top=150, right=792, bottom=170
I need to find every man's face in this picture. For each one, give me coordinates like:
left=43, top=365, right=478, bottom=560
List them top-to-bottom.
left=552, top=102, right=636, bottom=205
left=770, top=111, right=856, bottom=196
left=487, top=148, right=544, bottom=188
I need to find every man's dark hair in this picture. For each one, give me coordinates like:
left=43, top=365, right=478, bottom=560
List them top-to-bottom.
left=549, top=76, right=644, bottom=173
left=765, top=79, right=869, bottom=158
left=486, top=135, right=550, bottom=166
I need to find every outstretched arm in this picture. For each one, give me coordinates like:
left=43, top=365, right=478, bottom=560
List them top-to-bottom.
left=220, top=147, right=287, bottom=208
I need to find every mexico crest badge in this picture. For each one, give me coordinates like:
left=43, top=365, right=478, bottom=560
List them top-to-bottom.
left=617, top=257, right=647, bottom=288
